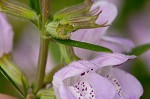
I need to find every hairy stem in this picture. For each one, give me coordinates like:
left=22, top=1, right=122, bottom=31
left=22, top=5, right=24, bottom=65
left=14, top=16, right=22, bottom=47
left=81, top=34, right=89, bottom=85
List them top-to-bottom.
left=35, top=0, right=50, bottom=92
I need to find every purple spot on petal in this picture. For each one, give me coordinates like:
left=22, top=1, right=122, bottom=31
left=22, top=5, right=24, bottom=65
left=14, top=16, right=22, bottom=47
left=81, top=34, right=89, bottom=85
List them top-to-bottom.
left=81, top=72, right=85, bottom=76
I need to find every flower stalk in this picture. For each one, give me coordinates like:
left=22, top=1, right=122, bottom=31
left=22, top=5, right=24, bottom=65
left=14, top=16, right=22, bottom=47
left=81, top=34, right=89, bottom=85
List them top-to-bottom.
left=34, top=0, right=50, bottom=92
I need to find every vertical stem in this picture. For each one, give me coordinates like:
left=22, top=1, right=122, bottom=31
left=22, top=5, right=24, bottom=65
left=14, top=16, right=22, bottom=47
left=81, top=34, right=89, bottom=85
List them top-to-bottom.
left=35, top=0, right=50, bottom=92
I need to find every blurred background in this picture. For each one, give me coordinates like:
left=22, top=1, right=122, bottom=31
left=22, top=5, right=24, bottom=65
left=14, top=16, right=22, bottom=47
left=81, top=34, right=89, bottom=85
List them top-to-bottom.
left=0, top=0, right=150, bottom=98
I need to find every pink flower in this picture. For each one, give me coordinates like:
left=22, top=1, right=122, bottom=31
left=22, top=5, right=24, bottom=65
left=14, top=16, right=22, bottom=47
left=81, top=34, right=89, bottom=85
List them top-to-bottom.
left=71, top=0, right=134, bottom=59
left=129, top=10, right=150, bottom=71
left=0, top=12, right=14, bottom=57
left=53, top=53, right=143, bottom=99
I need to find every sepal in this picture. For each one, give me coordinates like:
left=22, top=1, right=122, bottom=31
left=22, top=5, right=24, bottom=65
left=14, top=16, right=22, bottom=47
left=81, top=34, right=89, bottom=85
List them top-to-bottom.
left=0, top=0, right=37, bottom=21
left=37, top=87, right=56, bottom=99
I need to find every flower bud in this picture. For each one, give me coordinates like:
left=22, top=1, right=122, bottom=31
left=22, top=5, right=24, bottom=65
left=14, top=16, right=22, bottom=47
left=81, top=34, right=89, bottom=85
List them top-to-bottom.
left=46, top=21, right=74, bottom=39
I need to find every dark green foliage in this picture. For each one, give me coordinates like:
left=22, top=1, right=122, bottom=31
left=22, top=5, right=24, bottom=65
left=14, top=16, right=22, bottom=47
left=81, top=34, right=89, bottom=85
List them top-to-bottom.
left=29, top=0, right=40, bottom=14
left=129, top=44, right=150, bottom=56
left=131, top=60, right=150, bottom=99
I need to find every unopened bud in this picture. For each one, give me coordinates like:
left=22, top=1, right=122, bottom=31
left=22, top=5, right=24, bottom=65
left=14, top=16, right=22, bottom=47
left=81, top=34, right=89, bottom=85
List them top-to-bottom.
left=46, top=21, right=74, bottom=39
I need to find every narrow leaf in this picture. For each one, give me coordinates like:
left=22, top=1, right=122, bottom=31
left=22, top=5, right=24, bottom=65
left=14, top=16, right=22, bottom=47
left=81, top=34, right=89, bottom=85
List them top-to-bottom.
left=29, top=0, right=40, bottom=14
left=54, top=38, right=112, bottom=52
left=128, top=44, right=150, bottom=56
left=0, top=66, right=25, bottom=98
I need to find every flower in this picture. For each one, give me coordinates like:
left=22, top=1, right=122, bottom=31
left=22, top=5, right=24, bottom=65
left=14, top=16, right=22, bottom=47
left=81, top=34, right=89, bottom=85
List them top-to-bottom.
left=71, top=0, right=134, bottom=60
left=129, top=9, right=150, bottom=71
left=0, top=12, right=14, bottom=57
left=53, top=53, right=143, bottom=99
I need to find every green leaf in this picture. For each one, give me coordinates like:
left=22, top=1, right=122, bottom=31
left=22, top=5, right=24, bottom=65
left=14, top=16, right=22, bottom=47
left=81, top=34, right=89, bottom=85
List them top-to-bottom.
left=29, top=0, right=40, bottom=14
left=54, top=38, right=112, bottom=52
left=128, top=44, right=150, bottom=56
left=0, top=66, right=25, bottom=98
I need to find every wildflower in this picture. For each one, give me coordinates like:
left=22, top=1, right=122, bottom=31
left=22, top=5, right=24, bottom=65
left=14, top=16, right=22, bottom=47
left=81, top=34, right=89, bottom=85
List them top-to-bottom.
left=129, top=10, right=150, bottom=71
left=53, top=53, right=143, bottom=99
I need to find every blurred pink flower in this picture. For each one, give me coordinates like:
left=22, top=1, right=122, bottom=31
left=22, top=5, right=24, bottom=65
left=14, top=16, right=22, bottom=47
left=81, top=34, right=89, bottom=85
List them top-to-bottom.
left=71, top=0, right=134, bottom=60
left=108, top=0, right=123, bottom=10
left=129, top=9, right=150, bottom=71
left=0, top=13, right=14, bottom=57
left=0, top=13, right=54, bottom=82
left=12, top=25, right=54, bottom=82
left=53, top=53, right=143, bottom=99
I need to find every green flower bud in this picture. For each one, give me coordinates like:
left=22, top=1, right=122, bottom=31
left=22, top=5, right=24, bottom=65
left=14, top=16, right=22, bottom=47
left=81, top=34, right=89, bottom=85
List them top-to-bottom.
left=46, top=21, right=74, bottom=39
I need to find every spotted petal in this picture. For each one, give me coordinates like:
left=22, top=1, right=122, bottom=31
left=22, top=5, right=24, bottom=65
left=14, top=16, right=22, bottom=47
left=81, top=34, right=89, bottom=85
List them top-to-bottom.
left=53, top=61, right=117, bottom=99
left=53, top=61, right=98, bottom=88
left=97, top=67, right=143, bottom=99
left=77, top=73, right=116, bottom=99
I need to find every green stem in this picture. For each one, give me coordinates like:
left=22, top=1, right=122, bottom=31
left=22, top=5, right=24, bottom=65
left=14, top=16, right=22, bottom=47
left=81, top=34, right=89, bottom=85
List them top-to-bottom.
left=35, top=0, right=50, bottom=92
left=35, top=38, right=49, bottom=91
